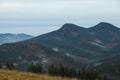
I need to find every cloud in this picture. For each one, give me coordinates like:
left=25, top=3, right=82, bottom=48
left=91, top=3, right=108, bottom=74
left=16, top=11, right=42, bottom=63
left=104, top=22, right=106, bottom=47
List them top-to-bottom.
left=0, top=0, right=119, bottom=17
left=0, top=0, right=119, bottom=35
left=0, top=0, right=117, bottom=19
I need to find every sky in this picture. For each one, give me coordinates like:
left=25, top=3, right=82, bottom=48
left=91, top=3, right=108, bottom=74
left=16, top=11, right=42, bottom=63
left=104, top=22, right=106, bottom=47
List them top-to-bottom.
left=0, top=0, right=120, bottom=36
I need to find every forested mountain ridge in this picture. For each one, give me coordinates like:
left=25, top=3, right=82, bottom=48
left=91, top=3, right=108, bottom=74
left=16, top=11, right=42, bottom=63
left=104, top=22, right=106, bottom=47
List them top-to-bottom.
left=0, top=22, right=119, bottom=79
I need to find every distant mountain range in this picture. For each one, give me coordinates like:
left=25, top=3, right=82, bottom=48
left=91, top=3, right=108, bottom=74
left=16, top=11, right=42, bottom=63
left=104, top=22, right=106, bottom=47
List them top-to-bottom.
left=0, top=22, right=119, bottom=76
left=0, top=33, right=33, bottom=45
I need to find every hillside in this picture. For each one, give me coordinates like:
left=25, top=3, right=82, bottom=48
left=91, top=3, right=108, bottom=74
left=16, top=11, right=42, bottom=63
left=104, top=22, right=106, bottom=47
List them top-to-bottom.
left=0, top=22, right=119, bottom=72
left=0, top=69, right=77, bottom=80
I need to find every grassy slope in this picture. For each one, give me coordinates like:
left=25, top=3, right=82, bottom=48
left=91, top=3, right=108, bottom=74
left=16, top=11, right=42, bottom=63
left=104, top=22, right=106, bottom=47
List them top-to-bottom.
left=0, top=69, right=78, bottom=80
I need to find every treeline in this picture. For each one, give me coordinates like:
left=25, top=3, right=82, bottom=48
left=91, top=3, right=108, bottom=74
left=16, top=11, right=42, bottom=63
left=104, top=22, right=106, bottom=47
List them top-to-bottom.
left=0, top=61, right=109, bottom=80
left=0, top=61, right=15, bottom=70
left=27, top=63, right=109, bottom=80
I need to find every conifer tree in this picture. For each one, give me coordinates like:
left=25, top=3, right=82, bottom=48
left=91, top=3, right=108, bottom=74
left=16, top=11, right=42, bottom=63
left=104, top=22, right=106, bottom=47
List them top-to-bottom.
left=6, top=61, right=15, bottom=70
left=27, top=62, right=43, bottom=74
left=27, top=62, right=34, bottom=72
left=0, top=63, right=2, bottom=69
left=103, top=75, right=109, bottom=80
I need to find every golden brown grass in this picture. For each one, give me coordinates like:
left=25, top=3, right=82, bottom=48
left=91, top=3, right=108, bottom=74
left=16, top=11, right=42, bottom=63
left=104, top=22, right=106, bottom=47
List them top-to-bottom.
left=0, top=69, right=78, bottom=80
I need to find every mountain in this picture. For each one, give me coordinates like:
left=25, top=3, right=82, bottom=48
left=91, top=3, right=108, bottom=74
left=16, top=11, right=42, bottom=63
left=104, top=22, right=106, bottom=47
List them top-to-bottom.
left=0, top=22, right=120, bottom=72
left=0, top=33, right=33, bottom=45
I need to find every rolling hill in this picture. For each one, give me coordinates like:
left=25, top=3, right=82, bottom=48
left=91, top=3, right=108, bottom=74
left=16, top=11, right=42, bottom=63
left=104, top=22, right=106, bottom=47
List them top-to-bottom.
left=0, top=33, right=33, bottom=45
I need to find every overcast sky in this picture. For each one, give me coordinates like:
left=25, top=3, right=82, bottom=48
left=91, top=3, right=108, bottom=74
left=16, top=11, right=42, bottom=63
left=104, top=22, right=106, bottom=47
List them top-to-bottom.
left=0, top=0, right=120, bottom=36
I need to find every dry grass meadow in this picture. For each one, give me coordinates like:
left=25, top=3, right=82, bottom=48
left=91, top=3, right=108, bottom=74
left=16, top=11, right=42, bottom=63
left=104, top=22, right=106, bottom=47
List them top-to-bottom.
left=0, top=69, right=78, bottom=80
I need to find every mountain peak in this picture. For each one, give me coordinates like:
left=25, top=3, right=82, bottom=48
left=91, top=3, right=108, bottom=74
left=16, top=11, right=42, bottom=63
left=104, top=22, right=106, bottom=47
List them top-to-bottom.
left=89, top=22, right=119, bottom=31
left=98, top=22, right=114, bottom=26
left=60, top=23, right=84, bottom=31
